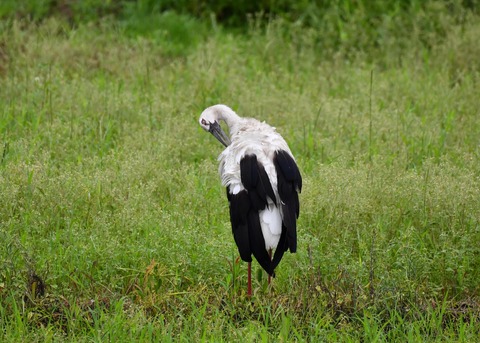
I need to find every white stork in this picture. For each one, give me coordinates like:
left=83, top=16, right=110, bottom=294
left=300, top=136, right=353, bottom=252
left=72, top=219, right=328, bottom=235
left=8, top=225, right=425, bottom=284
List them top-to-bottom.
left=199, top=104, right=302, bottom=296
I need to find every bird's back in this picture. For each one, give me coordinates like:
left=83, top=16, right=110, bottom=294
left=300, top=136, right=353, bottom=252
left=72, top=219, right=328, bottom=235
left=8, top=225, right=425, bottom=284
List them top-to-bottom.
left=219, top=118, right=291, bottom=192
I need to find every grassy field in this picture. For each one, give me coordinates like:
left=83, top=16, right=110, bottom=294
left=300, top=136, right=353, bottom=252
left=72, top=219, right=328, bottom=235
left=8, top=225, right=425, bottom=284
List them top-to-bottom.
left=1, top=2, right=480, bottom=341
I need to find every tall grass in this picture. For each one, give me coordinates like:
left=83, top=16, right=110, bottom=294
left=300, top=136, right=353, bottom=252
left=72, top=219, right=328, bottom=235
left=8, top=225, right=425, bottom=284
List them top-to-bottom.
left=1, top=2, right=480, bottom=341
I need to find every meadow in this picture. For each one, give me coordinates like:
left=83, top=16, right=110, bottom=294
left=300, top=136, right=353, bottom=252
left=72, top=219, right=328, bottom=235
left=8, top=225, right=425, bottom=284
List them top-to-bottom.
left=1, top=1, right=480, bottom=341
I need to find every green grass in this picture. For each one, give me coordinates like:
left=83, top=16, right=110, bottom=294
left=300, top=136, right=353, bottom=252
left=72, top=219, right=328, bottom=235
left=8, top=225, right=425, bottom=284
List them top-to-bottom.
left=1, top=5, right=480, bottom=341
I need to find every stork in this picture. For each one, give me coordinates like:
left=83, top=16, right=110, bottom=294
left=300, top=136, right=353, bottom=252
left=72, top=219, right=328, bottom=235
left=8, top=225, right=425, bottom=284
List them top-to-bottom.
left=199, top=104, right=302, bottom=296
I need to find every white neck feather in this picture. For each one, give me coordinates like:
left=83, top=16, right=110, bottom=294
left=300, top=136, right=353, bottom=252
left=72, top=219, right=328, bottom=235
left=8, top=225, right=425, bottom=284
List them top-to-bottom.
left=210, top=104, right=242, bottom=134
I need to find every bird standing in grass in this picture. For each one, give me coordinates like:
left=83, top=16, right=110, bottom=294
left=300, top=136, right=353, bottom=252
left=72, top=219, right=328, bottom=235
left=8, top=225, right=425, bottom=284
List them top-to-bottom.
left=199, top=104, right=302, bottom=296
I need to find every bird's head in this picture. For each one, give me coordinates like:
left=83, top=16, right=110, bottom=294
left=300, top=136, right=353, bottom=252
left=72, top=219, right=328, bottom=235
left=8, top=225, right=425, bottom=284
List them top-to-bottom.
left=199, top=105, right=232, bottom=147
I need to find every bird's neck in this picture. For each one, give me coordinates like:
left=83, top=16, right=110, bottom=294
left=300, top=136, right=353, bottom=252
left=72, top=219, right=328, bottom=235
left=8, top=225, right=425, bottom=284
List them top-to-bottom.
left=215, top=105, right=242, bottom=135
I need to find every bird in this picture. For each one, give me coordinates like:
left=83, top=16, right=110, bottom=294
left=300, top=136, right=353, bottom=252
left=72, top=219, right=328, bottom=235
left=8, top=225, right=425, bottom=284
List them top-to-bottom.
left=199, top=104, right=302, bottom=296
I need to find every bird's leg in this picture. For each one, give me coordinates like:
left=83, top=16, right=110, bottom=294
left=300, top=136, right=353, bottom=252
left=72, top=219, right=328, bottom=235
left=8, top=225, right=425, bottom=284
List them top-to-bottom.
left=268, top=249, right=272, bottom=285
left=247, top=262, right=252, bottom=296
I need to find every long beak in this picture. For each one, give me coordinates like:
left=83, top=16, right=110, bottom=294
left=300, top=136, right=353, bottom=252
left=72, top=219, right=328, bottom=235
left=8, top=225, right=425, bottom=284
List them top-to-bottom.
left=209, top=121, right=231, bottom=147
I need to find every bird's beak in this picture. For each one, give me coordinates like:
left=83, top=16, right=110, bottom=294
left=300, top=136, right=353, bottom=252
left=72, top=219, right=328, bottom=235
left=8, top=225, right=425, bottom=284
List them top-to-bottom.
left=209, top=121, right=231, bottom=147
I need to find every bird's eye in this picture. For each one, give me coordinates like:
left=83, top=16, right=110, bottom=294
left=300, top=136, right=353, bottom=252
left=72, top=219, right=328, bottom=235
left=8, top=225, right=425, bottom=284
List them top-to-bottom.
left=201, top=119, right=207, bottom=125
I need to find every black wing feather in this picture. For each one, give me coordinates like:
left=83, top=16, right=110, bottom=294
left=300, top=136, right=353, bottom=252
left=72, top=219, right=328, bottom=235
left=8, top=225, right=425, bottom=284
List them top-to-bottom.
left=274, top=150, right=302, bottom=253
left=225, top=155, right=278, bottom=276
left=240, top=155, right=276, bottom=205
left=258, top=164, right=277, bottom=206
left=228, top=190, right=252, bottom=262
left=248, top=211, right=274, bottom=275
left=271, top=224, right=288, bottom=272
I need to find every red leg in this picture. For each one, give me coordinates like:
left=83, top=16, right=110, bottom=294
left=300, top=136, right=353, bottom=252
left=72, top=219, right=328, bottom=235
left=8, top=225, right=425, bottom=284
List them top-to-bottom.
left=268, top=249, right=272, bottom=285
left=247, top=262, right=252, bottom=296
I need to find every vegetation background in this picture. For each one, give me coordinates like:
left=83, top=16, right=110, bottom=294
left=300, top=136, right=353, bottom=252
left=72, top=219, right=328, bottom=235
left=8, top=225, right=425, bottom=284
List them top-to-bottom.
left=1, top=0, right=479, bottom=341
